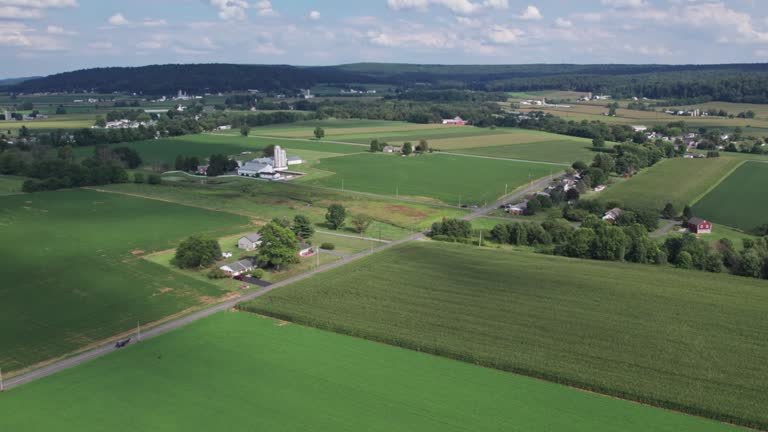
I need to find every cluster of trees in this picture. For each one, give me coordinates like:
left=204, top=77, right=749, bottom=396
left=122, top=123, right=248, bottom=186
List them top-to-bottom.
left=393, top=90, right=507, bottom=103
left=0, top=143, right=147, bottom=192
left=207, top=154, right=238, bottom=176
left=174, top=155, right=201, bottom=172
left=486, top=214, right=768, bottom=281
left=429, top=218, right=473, bottom=242
left=173, top=236, right=222, bottom=269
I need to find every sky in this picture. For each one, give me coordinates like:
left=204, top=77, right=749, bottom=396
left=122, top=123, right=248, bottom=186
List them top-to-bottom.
left=1, top=0, right=768, bottom=78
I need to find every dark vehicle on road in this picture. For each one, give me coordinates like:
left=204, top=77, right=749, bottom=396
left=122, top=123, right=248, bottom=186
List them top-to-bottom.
left=115, top=338, right=131, bottom=349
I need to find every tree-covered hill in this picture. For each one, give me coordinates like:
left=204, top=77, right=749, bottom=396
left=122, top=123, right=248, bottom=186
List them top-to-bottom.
left=8, top=62, right=768, bottom=103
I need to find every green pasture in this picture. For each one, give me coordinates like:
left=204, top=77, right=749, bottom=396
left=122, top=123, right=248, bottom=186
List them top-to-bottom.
left=73, top=134, right=363, bottom=167
left=302, top=152, right=555, bottom=205
left=593, top=157, right=744, bottom=211
left=693, top=161, right=768, bottom=231
left=100, top=177, right=464, bottom=239
left=0, top=189, right=250, bottom=373
left=243, top=241, right=768, bottom=429
left=0, top=312, right=739, bottom=432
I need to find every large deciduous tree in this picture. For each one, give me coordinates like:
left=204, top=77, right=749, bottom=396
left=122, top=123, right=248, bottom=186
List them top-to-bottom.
left=325, top=204, right=347, bottom=230
left=257, top=222, right=300, bottom=270
left=173, top=236, right=222, bottom=269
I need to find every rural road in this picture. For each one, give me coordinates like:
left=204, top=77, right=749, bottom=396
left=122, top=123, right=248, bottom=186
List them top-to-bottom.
left=3, top=171, right=561, bottom=391
left=651, top=219, right=681, bottom=238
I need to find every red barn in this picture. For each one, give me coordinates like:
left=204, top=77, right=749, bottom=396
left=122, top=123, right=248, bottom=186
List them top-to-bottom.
left=442, top=116, right=468, bottom=126
left=688, top=217, right=712, bottom=234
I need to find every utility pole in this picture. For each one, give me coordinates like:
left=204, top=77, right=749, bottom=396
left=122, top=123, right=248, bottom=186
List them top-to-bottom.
left=505, top=183, right=508, bottom=196
left=479, top=231, right=483, bottom=247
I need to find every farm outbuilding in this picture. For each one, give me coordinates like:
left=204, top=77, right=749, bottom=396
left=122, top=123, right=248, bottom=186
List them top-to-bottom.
left=688, top=217, right=712, bottom=234
left=238, top=234, right=262, bottom=251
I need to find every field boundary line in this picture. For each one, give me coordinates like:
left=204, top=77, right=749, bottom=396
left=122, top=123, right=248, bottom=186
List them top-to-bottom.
left=205, top=133, right=370, bottom=148
left=437, top=151, right=570, bottom=166
left=689, top=159, right=746, bottom=207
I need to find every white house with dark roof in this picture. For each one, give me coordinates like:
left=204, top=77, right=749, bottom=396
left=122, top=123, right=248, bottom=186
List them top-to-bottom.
left=238, top=234, right=263, bottom=251
left=220, top=258, right=256, bottom=276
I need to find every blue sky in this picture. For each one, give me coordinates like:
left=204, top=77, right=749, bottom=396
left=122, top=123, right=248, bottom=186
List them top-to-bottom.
left=1, top=0, right=767, bottom=77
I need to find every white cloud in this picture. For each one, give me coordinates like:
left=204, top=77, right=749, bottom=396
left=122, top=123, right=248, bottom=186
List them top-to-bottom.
left=0, top=0, right=77, bottom=7
left=0, top=0, right=77, bottom=20
left=210, top=0, right=249, bottom=20
left=255, top=0, right=277, bottom=17
left=387, top=0, right=509, bottom=15
left=601, top=0, right=647, bottom=8
left=517, top=5, right=542, bottom=20
left=0, top=6, right=42, bottom=18
left=309, top=10, right=321, bottom=20
left=108, top=13, right=129, bottom=26
left=142, top=18, right=167, bottom=27
left=554, top=18, right=572, bottom=28
left=0, top=21, right=65, bottom=50
left=46, top=25, right=76, bottom=35
left=486, top=25, right=524, bottom=43
left=368, top=29, right=454, bottom=48
left=252, top=42, right=285, bottom=55
left=623, top=43, right=672, bottom=56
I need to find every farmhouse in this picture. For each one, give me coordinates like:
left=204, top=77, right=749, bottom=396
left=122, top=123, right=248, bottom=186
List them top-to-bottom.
left=442, top=116, right=468, bottom=126
left=632, top=125, right=648, bottom=132
left=382, top=145, right=401, bottom=153
left=196, top=165, right=209, bottom=175
left=506, top=201, right=528, bottom=215
left=602, top=208, right=624, bottom=223
left=688, top=217, right=712, bottom=234
left=238, top=234, right=263, bottom=251
left=220, top=258, right=256, bottom=277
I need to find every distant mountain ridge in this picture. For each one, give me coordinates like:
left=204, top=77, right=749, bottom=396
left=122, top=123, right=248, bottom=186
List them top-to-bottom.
left=6, top=63, right=768, bottom=103
left=0, top=76, right=41, bottom=86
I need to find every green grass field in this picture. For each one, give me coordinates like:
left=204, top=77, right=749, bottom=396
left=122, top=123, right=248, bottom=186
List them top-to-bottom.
left=319, top=125, right=597, bottom=164
left=73, top=134, right=364, bottom=167
left=454, top=139, right=595, bottom=164
left=302, top=153, right=556, bottom=205
left=593, top=157, right=744, bottom=210
left=693, top=161, right=768, bottom=231
left=100, top=177, right=465, bottom=239
left=0, top=189, right=250, bottom=373
left=241, top=241, right=768, bottom=429
left=0, top=312, right=739, bottom=432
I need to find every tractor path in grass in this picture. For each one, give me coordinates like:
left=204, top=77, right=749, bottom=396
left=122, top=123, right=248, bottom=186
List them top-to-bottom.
left=3, top=173, right=558, bottom=391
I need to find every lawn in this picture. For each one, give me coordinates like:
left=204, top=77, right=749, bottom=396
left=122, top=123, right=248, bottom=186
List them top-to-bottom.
left=302, top=153, right=556, bottom=205
left=593, top=157, right=744, bottom=210
left=693, top=161, right=768, bottom=231
left=0, top=189, right=250, bottom=373
left=241, top=241, right=768, bottom=429
left=0, top=312, right=739, bottom=432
